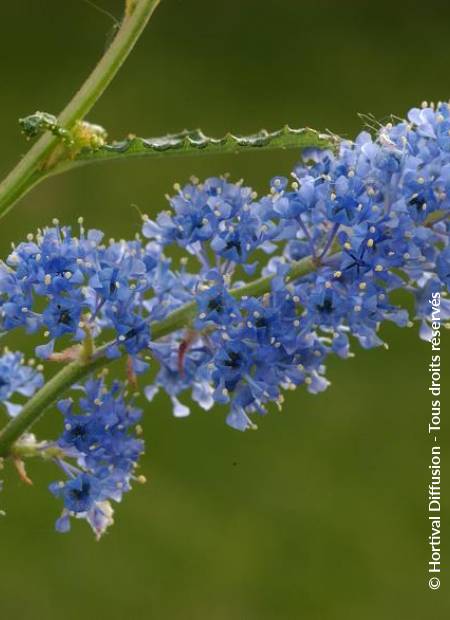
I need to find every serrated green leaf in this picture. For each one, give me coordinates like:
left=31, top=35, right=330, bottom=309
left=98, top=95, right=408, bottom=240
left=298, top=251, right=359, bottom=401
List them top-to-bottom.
left=53, top=126, right=338, bottom=174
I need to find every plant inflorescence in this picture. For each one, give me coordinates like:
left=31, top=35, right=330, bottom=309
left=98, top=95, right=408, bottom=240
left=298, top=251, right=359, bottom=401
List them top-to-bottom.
left=0, top=102, right=449, bottom=536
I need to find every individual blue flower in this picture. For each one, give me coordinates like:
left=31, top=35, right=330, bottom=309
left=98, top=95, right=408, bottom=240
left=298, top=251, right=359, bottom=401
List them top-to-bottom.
left=0, top=349, right=44, bottom=417
left=50, top=473, right=101, bottom=514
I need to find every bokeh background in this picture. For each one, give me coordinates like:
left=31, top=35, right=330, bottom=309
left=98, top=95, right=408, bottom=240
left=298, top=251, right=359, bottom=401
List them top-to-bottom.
left=0, top=1, right=449, bottom=618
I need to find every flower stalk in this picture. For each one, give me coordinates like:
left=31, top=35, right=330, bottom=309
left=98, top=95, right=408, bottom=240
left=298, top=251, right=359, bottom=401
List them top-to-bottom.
left=0, top=0, right=160, bottom=219
left=3, top=187, right=449, bottom=458
left=2, top=202, right=445, bottom=456
left=0, top=251, right=325, bottom=457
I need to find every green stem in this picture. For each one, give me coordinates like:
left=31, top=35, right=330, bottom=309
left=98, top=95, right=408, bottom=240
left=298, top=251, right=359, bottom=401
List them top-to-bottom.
left=0, top=0, right=160, bottom=219
left=0, top=203, right=446, bottom=456
left=0, top=251, right=325, bottom=457
left=11, top=443, right=65, bottom=461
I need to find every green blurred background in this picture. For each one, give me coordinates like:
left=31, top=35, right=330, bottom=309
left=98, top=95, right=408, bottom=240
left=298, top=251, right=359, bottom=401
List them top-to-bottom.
left=0, top=1, right=449, bottom=618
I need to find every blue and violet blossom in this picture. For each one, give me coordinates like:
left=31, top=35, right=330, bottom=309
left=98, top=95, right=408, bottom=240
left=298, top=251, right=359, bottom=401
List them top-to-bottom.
left=1, top=103, right=449, bottom=534
left=142, top=103, right=450, bottom=428
left=0, top=349, right=43, bottom=417
left=49, top=376, right=145, bottom=538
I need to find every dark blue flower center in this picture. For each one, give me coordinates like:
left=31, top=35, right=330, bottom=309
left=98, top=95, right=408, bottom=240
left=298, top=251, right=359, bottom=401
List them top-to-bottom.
left=408, top=194, right=426, bottom=211
left=225, top=239, right=242, bottom=255
left=208, top=297, right=224, bottom=313
left=317, top=298, right=334, bottom=314
left=57, top=307, right=72, bottom=325
left=225, top=351, right=242, bottom=368
left=69, top=480, right=91, bottom=503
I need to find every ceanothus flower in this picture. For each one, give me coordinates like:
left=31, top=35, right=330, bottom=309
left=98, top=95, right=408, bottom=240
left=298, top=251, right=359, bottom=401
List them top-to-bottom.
left=141, top=101, right=450, bottom=430
left=1, top=102, right=450, bottom=537
left=142, top=176, right=278, bottom=276
left=0, top=219, right=180, bottom=366
left=0, top=349, right=44, bottom=417
left=49, top=375, right=144, bottom=538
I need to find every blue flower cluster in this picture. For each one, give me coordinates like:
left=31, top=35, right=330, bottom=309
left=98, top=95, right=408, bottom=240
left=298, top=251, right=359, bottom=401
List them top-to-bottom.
left=142, top=102, right=450, bottom=429
left=1, top=103, right=450, bottom=535
left=0, top=219, right=174, bottom=368
left=0, top=349, right=43, bottom=417
left=49, top=375, right=144, bottom=538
